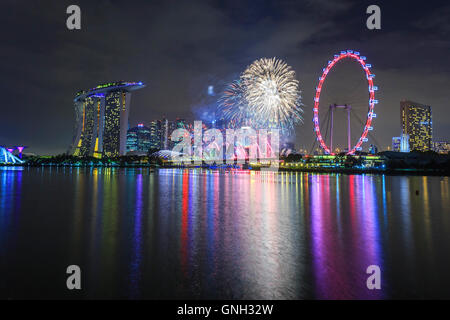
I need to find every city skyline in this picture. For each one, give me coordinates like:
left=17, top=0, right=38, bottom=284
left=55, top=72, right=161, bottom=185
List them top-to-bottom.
left=1, top=0, right=450, bottom=304
left=0, top=1, right=449, bottom=155
left=65, top=75, right=443, bottom=159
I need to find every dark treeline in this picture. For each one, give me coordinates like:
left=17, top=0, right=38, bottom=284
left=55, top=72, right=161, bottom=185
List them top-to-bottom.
left=23, top=154, right=157, bottom=166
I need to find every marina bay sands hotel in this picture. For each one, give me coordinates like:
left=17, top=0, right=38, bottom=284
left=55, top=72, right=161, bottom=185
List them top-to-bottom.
left=69, top=81, right=146, bottom=157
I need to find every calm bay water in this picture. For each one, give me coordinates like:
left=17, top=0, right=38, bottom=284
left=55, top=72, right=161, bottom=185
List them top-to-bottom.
left=0, top=166, right=449, bottom=299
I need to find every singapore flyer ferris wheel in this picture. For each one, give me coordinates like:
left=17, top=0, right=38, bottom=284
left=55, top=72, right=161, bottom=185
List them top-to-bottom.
left=313, top=50, right=378, bottom=155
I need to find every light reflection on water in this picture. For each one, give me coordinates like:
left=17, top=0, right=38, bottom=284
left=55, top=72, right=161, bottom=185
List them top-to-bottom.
left=0, top=167, right=450, bottom=299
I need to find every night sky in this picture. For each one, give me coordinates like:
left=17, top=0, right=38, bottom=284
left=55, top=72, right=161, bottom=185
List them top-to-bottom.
left=1, top=0, right=449, bottom=155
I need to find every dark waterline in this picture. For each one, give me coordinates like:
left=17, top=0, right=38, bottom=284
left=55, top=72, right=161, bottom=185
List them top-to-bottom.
left=0, top=166, right=449, bottom=299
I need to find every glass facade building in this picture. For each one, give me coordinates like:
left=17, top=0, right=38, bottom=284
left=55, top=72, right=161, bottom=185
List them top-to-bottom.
left=149, top=120, right=162, bottom=150
left=126, top=124, right=151, bottom=153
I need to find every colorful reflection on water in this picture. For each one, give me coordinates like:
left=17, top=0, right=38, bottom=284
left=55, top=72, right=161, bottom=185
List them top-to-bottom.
left=0, top=167, right=450, bottom=299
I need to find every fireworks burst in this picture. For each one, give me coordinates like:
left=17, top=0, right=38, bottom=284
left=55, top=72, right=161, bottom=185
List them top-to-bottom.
left=218, top=57, right=303, bottom=133
left=242, top=57, right=302, bottom=131
left=217, top=80, right=251, bottom=128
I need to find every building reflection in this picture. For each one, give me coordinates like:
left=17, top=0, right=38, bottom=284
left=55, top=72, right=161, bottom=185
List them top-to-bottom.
left=2, top=166, right=447, bottom=299
left=0, top=167, right=23, bottom=245
left=171, top=169, right=306, bottom=298
left=180, top=170, right=190, bottom=276
left=130, top=173, right=143, bottom=297
left=310, top=174, right=385, bottom=299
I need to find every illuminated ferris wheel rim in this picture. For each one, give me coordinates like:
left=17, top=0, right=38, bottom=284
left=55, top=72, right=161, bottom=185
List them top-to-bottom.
left=313, top=50, right=378, bottom=155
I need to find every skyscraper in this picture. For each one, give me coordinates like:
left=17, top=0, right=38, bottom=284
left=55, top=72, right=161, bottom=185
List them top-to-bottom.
left=69, top=81, right=146, bottom=157
left=400, top=100, right=432, bottom=152
left=145, top=118, right=187, bottom=152
left=161, top=118, right=184, bottom=150
left=161, top=118, right=172, bottom=150
left=149, top=120, right=162, bottom=150
left=126, top=123, right=151, bottom=153
left=126, top=127, right=138, bottom=153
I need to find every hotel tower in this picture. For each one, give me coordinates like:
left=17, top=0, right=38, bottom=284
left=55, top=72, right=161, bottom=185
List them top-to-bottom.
left=68, top=81, right=146, bottom=157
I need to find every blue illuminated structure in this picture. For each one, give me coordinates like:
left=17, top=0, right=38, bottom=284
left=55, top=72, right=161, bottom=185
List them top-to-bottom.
left=69, top=81, right=146, bottom=157
left=74, top=81, right=145, bottom=103
left=13, top=146, right=27, bottom=159
left=0, top=147, right=24, bottom=164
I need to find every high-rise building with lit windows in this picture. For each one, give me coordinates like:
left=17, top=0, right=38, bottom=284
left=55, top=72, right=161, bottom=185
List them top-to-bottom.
left=69, top=81, right=146, bottom=157
left=400, top=100, right=432, bottom=152
left=145, top=118, right=187, bottom=152
left=161, top=118, right=171, bottom=150
left=164, top=118, right=187, bottom=149
left=149, top=120, right=162, bottom=150
left=126, top=124, right=151, bottom=153
left=126, top=128, right=138, bottom=152
left=392, top=134, right=410, bottom=152
left=392, top=137, right=401, bottom=152
left=433, top=141, right=450, bottom=154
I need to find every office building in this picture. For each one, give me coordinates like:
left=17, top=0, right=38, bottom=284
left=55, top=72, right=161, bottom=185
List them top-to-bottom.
left=149, top=120, right=162, bottom=150
left=126, top=124, right=151, bottom=153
